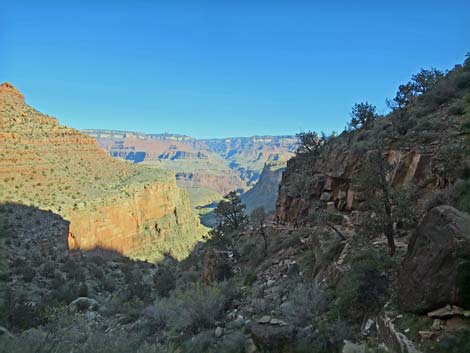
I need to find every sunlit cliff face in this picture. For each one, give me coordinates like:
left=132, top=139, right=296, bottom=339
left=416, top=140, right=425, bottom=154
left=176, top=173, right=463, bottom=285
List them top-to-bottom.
left=0, top=83, right=205, bottom=262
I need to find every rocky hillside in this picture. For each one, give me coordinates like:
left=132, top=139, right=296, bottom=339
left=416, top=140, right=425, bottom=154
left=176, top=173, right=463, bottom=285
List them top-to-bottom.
left=266, top=57, right=470, bottom=351
left=276, top=68, right=470, bottom=225
left=0, top=83, right=205, bottom=262
left=83, top=129, right=297, bottom=197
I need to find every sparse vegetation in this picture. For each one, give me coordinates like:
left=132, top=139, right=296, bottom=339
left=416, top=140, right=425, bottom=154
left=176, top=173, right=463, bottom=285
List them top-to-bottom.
left=2, top=47, right=470, bottom=353
left=387, top=68, right=444, bottom=110
left=347, top=102, right=377, bottom=131
left=214, top=191, right=247, bottom=232
left=250, top=207, right=268, bottom=254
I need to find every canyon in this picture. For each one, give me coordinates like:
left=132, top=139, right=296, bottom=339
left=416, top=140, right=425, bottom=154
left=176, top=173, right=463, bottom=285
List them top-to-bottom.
left=1, top=58, right=470, bottom=353
left=0, top=83, right=205, bottom=261
left=83, top=129, right=297, bottom=203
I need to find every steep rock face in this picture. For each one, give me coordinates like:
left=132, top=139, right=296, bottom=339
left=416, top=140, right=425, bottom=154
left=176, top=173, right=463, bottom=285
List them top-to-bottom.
left=0, top=83, right=204, bottom=261
left=276, top=103, right=468, bottom=225
left=276, top=148, right=435, bottom=224
left=241, top=162, right=286, bottom=214
left=68, top=181, right=203, bottom=261
left=398, top=206, right=470, bottom=313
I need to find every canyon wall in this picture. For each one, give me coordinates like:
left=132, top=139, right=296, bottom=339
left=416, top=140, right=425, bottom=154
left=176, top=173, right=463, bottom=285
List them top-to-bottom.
left=0, top=83, right=205, bottom=261
left=276, top=103, right=469, bottom=225
left=84, top=129, right=298, bottom=194
left=241, top=162, right=286, bottom=214
left=67, top=181, right=203, bottom=261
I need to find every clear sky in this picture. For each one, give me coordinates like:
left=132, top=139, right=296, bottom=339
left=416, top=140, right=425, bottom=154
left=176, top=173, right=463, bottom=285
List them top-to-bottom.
left=1, top=0, right=469, bottom=138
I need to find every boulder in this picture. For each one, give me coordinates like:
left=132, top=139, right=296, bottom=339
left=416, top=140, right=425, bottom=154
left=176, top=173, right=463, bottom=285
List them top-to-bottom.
left=320, top=192, right=332, bottom=202
left=326, top=201, right=336, bottom=212
left=398, top=206, right=470, bottom=313
left=69, top=297, right=99, bottom=312
left=427, top=305, right=464, bottom=319
left=376, top=313, right=422, bottom=353
left=257, top=315, right=271, bottom=324
left=445, top=316, right=468, bottom=331
left=431, top=319, right=443, bottom=331
left=251, top=322, right=295, bottom=353
left=0, top=326, right=13, bottom=338
left=214, top=326, right=224, bottom=338
left=418, top=331, right=437, bottom=340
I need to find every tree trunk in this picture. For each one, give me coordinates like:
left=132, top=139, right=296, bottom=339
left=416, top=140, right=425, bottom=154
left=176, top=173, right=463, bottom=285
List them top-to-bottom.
left=375, top=138, right=396, bottom=256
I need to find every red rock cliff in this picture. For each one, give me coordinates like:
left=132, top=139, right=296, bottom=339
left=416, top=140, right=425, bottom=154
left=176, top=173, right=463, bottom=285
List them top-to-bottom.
left=0, top=83, right=205, bottom=261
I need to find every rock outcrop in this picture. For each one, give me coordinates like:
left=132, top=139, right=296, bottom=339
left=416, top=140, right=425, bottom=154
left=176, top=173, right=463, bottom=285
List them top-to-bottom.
left=0, top=82, right=24, bottom=101
left=0, top=83, right=205, bottom=261
left=276, top=102, right=468, bottom=225
left=241, top=162, right=286, bottom=214
left=67, top=180, right=203, bottom=261
left=398, top=205, right=470, bottom=313
left=376, top=313, right=422, bottom=353
left=251, top=320, right=296, bottom=353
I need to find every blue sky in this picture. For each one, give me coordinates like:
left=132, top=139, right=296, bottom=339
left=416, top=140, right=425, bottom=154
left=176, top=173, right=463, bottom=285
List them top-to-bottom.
left=1, top=1, right=469, bottom=138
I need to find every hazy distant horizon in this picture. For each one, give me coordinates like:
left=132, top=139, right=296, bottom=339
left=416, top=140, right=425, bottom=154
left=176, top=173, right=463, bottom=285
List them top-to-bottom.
left=1, top=0, right=469, bottom=138
left=81, top=128, right=298, bottom=140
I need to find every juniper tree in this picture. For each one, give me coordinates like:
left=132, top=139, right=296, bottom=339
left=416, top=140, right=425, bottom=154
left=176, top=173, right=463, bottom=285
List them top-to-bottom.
left=387, top=68, right=444, bottom=110
left=348, top=102, right=377, bottom=130
left=354, top=137, right=416, bottom=256
left=214, top=191, right=247, bottom=232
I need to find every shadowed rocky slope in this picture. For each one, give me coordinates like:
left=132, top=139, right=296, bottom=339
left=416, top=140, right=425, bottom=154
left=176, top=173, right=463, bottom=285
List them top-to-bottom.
left=0, top=83, right=204, bottom=261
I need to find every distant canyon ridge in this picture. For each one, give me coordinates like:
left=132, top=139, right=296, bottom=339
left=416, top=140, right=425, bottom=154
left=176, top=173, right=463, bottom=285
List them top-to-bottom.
left=83, top=129, right=298, bottom=210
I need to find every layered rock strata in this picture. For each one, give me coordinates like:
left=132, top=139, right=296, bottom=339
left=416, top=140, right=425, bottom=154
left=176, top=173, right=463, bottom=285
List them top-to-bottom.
left=0, top=82, right=204, bottom=261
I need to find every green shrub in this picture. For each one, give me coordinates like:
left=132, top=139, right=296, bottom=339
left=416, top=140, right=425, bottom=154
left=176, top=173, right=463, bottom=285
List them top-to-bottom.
left=454, top=179, right=470, bottom=213
left=335, top=247, right=391, bottom=320
left=457, top=251, right=470, bottom=308
left=89, top=264, right=105, bottom=281
left=19, top=265, right=36, bottom=283
left=153, top=266, right=176, bottom=297
left=125, top=269, right=151, bottom=302
left=243, top=271, right=257, bottom=286
left=78, top=282, right=89, bottom=297
left=153, top=282, right=226, bottom=334
left=281, top=283, right=327, bottom=327
left=8, top=295, right=45, bottom=329
left=431, top=330, right=470, bottom=353
left=184, top=331, right=214, bottom=353
left=215, top=332, right=246, bottom=353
